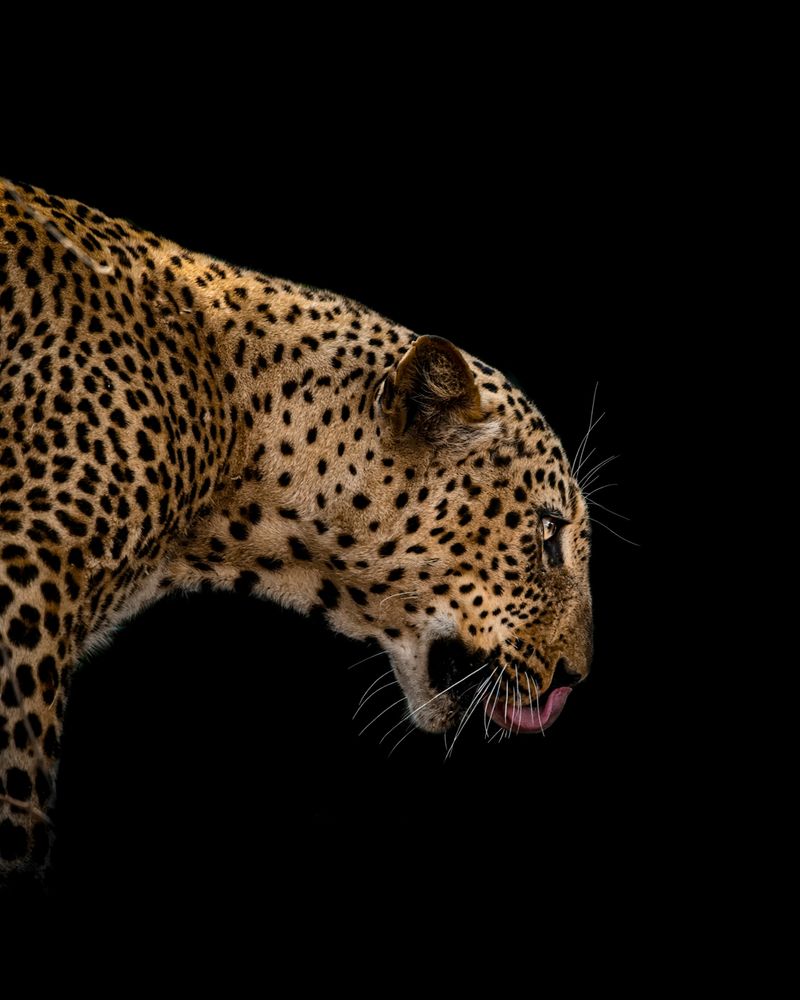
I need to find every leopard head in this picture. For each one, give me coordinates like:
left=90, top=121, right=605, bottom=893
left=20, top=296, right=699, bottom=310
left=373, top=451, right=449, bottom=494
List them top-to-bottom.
left=314, top=335, right=593, bottom=735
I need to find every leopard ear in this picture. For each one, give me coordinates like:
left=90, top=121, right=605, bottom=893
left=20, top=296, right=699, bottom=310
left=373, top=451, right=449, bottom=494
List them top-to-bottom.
left=379, top=335, right=483, bottom=442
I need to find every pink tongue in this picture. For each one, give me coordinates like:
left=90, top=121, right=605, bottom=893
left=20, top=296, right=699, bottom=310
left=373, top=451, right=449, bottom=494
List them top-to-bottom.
left=485, top=686, right=572, bottom=733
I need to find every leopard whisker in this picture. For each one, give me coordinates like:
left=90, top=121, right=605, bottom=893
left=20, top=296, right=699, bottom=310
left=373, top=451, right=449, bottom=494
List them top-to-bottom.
left=572, top=382, right=603, bottom=480
left=572, top=383, right=598, bottom=474
left=575, top=445, right=596, bottom=480
left=578, top=453, right=618, bottom=492
left=582, top=474, right=617, bottom=504
left=581, top=482, right=617, bottom=500
left=586, top=496, right=629, bottom=521
left=590, top=517, right=640, bottom=547
left=379, top=590, right=420, bottom=609
left=346, top=649, right=389, bottom=671
left=483, top=666, right=503, bottom=738
left=513, top=667, right=523, bottom=735
left=353, top=669, right=397, bottom=719
left=488, top=669, right=505, bottom=737
left=525, top=673, right=545, bottom=736
left=445, top=674, right=493, bottom=760
left=358, top=693, right=413, bottom=736
left=444, top=701, right=476, bottom=759
left=378, top=711, right=415, bottom=744
left=387, top=722, right=417, bottom=758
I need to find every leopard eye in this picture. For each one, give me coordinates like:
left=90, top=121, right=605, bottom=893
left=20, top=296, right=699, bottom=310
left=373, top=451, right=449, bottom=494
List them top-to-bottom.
left=542, top=516, right=558, bottom=541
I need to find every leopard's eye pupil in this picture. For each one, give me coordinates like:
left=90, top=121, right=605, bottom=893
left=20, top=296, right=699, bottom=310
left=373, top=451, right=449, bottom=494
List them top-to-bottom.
left=542, top=517, right=556, bottom=541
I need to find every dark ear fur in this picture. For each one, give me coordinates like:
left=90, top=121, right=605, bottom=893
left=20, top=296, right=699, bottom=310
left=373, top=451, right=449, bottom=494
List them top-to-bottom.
left=380, top=336, right=483, bottom=442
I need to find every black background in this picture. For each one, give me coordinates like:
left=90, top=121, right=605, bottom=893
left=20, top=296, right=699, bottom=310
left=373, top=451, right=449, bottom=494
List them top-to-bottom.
left=4, top=110, right=688, bottom=908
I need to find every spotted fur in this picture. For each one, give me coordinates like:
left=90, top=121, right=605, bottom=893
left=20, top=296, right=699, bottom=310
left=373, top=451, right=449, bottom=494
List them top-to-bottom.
left=0, top=179, right=592, bottom=880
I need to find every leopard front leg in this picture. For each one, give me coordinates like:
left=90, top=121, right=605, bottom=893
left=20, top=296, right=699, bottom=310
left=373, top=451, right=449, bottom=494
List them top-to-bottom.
left=0, top=632, right=70, bottom=885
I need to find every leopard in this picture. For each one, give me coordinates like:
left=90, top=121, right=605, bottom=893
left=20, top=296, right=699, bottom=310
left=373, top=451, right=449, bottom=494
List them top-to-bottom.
left=0, top=177, right=593, bottom=883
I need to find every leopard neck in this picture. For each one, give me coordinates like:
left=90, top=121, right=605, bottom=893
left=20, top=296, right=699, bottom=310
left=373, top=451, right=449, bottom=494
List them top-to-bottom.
left=159, top=247, right=413, bottom=485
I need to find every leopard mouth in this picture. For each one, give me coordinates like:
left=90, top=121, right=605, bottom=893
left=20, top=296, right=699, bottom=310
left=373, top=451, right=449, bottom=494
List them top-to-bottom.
left=427, top=637, right=578, bottom=734
left=484, top=685, right=572, bottom=733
